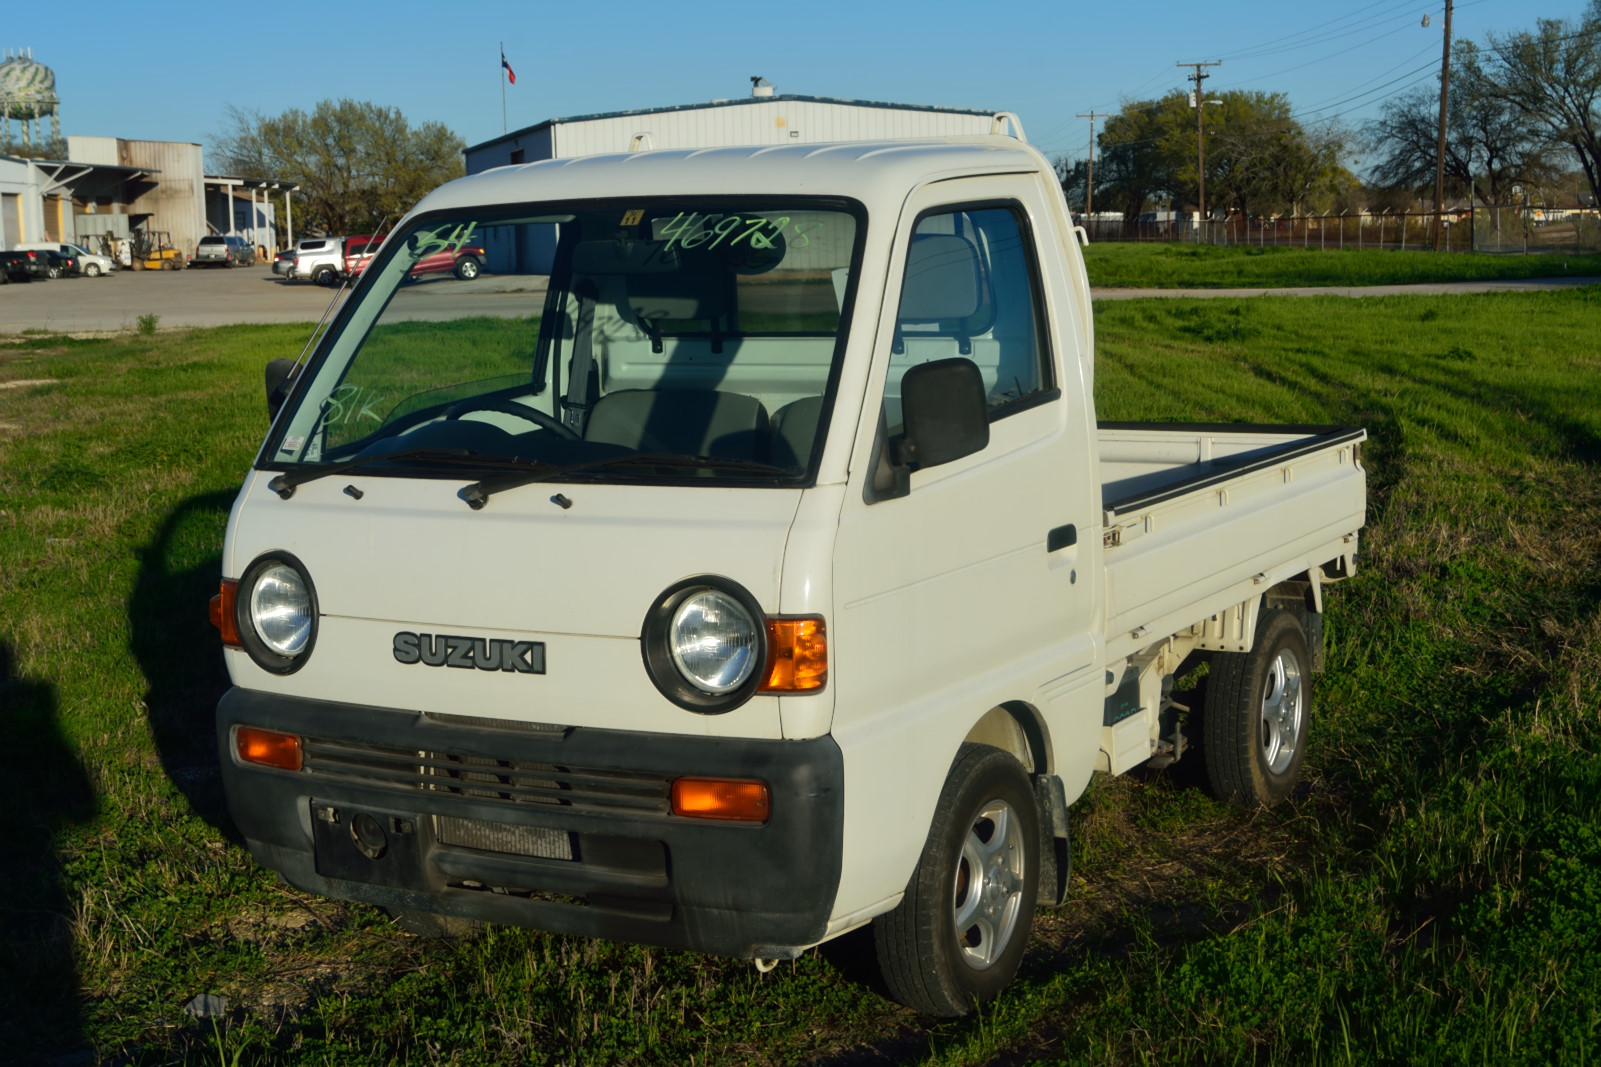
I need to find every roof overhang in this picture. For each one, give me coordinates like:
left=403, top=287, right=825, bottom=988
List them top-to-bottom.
left=19, top=157, right=156, bottom=197
left=204, top=174, right=301, bottom=192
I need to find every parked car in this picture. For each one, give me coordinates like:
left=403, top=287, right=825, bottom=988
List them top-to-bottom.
left=343, top=231, right=486, bottom=282
left=341, top=233, right=384, bottom=278
left=194, top=235, right=257, bottom=268
left=287, top=236, right=345, bottom=286
left=16, top=241, right=117, bottom=277
left=0, top=248, right=49, bottom=283
left=272, top=249, right=295, bottom=276
left=41, top=250, right=79, bottom=279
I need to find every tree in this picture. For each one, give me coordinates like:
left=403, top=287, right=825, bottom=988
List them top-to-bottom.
left=1475, top=1, right=1601, bottom=206
left=1365, top=42, right=1558, bottom=205
left=1092, top=90, right=1351, bottom=225
left=1095, top=95, right=1188, bottom=230
left=211, top=99, right=465, bottom=235
left=1054, top=157, right=1092, bottom=214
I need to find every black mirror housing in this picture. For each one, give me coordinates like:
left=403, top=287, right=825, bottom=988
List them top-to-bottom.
left=898, top=357, right=989, bottom=469
left=265, top=358, right=298, bottom=421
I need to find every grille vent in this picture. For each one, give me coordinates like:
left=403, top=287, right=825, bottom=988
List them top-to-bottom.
left=299, top=736, right=671, bottom=816
left=433, top=815, right=574, bottom=860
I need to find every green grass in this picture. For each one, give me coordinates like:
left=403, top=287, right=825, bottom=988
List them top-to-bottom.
left=1084, top=241, right=1601, bottom=289
left=1, top=291, right=1598, bottom=1063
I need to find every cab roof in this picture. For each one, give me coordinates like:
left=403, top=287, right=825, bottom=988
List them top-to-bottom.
left=412, top=137, right=1050, bottom=217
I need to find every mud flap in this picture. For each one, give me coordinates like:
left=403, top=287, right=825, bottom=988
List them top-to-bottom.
left=1032, top=774, right=1072, bottom=906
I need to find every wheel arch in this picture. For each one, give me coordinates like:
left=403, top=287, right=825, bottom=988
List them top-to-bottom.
left=1264, top=571, right=1325, bottom=671
left=960, top=701, right=1052, bottom=776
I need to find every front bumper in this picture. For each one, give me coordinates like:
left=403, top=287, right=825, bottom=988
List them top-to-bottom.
left=217, top=688, right=844, bottom=958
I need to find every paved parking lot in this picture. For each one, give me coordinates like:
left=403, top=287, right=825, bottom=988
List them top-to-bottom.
left=6, top=261, right=1598, bottom=336
left=0, top=264, right=549, bottom=334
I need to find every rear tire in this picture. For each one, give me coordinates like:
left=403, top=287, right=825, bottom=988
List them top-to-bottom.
left=312, top=266, right=336, bottom=287
left=1200, top=608, right=1311, bottom=807
left=873, top=744, right=1039, bottom=1016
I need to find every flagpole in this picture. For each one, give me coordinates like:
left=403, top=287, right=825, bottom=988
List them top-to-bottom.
left=500, top=41, right=507, bottom=134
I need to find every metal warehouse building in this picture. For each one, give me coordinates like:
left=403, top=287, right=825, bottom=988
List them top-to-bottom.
left=462, top=83, right=1020, bottom=273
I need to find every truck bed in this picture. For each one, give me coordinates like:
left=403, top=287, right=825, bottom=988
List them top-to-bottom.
left=1096, top=422, right=1367, bottom=661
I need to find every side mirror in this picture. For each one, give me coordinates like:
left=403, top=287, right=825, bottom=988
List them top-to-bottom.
left=869, top=357, right=989, bottom=503
left=898, top=357, right=989, bottom=468
left=265, top=358, right=298, bottom=421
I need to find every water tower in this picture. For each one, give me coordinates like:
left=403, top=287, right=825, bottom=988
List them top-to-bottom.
left=0, top=48, right=63, bottom=157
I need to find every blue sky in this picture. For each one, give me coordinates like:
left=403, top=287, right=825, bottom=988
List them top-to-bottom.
left=2, top=0, right=1588, bottom=167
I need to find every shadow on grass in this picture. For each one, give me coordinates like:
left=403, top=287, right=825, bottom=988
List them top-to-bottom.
left=129, top=489, right=240, bottom=839
left=0, top=641, right=93, bottom=1063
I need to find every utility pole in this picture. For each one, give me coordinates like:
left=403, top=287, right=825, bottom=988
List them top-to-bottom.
left=1427, top=1, right=1454, bottom=250
left=1179, top=61, right=1222, bottom=241
left=1076, top=111, right=1108, bottom=219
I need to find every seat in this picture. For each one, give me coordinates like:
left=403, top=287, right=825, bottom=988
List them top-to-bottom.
left=583, top=389, right=769, bottom=461
left=769, top=395, right=824, bottom=469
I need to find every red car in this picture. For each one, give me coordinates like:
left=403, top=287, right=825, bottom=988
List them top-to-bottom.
left=344, top=233, right=485, bottom=281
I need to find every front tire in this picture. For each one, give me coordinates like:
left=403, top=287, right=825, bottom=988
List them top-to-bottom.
left=454, top=255, right=481, bottom=280
left=85, top=263, right=102, bottom=277
left=1200, top=608, right=1311, bottom=807
left=874, top=744, right=1039, bottom=1016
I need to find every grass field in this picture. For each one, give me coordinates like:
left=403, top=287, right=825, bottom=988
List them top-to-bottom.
left=1083, top=241, right=1601, bottom=289
left=1, top=289, right=1598, bottom=1064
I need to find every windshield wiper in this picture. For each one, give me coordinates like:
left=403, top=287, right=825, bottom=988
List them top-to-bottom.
left=267, top=447, right=541, bottom=499
left=460, top=453, right=794, bottom=510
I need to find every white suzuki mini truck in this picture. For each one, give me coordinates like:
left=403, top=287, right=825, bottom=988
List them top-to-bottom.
left=211, top=133, right=1367, bottom=1016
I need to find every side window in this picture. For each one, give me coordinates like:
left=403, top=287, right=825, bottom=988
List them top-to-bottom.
left=882, top=205, right=1051, bottom=434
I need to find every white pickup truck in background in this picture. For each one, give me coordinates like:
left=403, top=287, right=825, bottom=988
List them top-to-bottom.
left=210, top=132, right=1365, bottom=1015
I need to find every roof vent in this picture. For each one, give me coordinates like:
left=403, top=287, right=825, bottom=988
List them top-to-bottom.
left=750, top=76, right=774, bottom=98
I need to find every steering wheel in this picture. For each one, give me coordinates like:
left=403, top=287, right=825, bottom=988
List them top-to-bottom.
left=444, top=397, right=579, bottom=440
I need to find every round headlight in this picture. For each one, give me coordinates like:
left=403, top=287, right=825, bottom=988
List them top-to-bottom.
left=235, top=553, right=319, bottom=674
left=250, top=563, right=313, bottom=656
left=641, top=577, right=768, bottom=713
left=668, top=589, right=759, bottom=695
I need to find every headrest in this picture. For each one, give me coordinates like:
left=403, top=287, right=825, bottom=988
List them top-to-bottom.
left=897, top=233, right=983, bottom=322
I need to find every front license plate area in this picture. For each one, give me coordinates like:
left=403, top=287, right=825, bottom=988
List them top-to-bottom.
left=311, top=801, right=427, bottom=891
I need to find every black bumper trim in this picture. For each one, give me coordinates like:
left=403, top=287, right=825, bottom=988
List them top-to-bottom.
left=217, top=687, right=843, bottom=958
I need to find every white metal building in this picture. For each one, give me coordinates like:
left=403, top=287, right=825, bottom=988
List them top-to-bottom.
left=462, top=85, right=1019, bottom=273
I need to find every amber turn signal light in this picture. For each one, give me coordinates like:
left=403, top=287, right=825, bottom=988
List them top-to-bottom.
left=210, top=579, right=241, bottom=647
left=760, top=616, right=827, bottom=692
left=236, top=725, right=303, bottom=771
left=671, top=777, right=770, bottom=822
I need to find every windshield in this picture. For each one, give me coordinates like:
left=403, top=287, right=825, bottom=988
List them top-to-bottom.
left=263, top=198, right=862, bottom=488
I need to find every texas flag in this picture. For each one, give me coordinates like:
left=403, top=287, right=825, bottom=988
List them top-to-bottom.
left=502, top=54, right=516, bottom=85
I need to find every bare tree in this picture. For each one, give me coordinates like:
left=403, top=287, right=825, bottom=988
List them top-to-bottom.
left=1476, top=3, right=1601, bottom=206
left=1366, top=43, right=1558, bottom=205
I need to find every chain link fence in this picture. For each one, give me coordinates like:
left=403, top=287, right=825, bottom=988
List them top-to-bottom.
left=1077, top=207, right=1601, bottom=254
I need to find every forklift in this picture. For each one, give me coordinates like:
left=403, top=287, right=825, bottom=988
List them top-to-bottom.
left=131, top=230, right=186, bottom=271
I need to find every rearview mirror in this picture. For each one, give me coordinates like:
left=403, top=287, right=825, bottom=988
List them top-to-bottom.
left=265, top=359, right=298, bottom=421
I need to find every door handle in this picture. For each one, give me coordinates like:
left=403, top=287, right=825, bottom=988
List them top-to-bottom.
left=1047, top=524, right=1077, bottom=552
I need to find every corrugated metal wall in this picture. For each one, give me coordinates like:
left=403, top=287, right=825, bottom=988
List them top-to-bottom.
left=554, top=101, right=993, bottom=158
left=115, top=140, right=205, bottom=255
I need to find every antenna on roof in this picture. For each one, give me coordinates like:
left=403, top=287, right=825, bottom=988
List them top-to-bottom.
left=750, top=76, right=774, bottom=98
